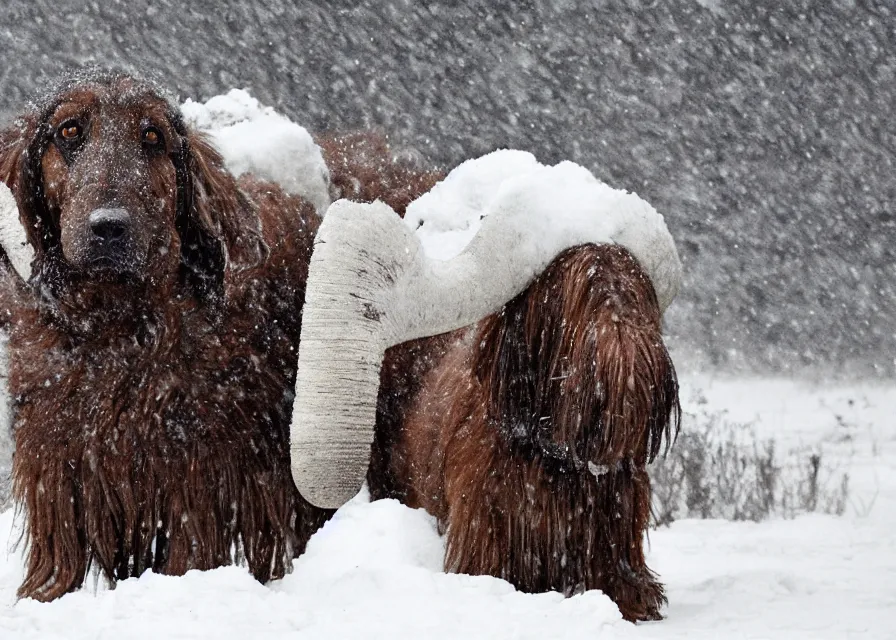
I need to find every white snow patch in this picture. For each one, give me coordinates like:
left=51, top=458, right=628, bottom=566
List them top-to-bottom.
left=181, top=89, right=331, bottom=215
left=405, top=149, right=541, bottom=260
left=404, top=150, right=681, bottom=312
left=0, top=183, right=32, bottom=282
left=588, top=461, right=611, bottom=478
left=0, top=491, right=624, bottom=639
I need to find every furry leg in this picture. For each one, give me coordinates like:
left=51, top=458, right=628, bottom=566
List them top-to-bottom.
left=13, top=453, right=88, bottom=601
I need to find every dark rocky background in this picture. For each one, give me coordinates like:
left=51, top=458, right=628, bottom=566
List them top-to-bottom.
left=1, top=0, right=893, bottom=378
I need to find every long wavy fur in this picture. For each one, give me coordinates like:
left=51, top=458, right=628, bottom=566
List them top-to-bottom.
left=0, top=73, right=333, bottom=600
left=375, top=243, right=680, bottom=622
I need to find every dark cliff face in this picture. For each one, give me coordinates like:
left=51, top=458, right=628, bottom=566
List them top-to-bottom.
left=1, top=0, right=893, bottom=377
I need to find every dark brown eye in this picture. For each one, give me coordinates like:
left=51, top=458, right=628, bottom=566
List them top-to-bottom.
left=58, top=121, right=82, bottom=141
left=142, top=127, right=163, bottom=147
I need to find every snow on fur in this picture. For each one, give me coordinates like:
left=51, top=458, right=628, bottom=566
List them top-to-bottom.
left=181, top=90, right=332, bottom=215
left=178, top=91, right=682, bottom=311
left=291, top=153, right=681, bottom=507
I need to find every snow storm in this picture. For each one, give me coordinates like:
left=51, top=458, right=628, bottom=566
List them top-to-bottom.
left=0, top=2, right=893, bottom=639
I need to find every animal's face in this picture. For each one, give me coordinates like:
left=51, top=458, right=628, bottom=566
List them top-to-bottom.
left=0, top=71, right=234, bottom=305
left=40, top=82, right=182, bottom=278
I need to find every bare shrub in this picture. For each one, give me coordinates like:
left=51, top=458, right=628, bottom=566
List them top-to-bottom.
left=651, top=409, right=849, bottom=526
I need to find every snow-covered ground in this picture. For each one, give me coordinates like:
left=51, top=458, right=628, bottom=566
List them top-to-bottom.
left=0, top=375, right=893, bottom=639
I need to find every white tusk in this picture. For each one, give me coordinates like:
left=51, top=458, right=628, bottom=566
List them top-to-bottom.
left=290, top=160, right=681, bottom=509
left=0, top=183, right=33, bottom=282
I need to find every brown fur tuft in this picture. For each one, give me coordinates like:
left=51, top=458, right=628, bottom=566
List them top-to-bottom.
left=316, top=131, right=443, bottom=216
left=475, top=243, right=680, bottom=469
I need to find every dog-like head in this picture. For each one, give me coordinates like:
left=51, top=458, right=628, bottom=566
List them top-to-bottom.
left=0, top=70, right=254, bottom=305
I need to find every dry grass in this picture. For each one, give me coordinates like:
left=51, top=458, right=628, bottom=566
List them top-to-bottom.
left=651, top=408, right=849, bottom=526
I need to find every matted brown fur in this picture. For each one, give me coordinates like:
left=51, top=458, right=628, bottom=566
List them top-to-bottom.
left=0, top=72, right=440, bottom=602
left=316, top=131, right=443, bottom=216
left=373, top=244, right=680, bottom=622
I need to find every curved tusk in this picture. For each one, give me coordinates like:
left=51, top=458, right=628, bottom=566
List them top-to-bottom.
left=291, top=167, right=681, bottom=508
left=0, top=183, right=33, bottom=282
left=289, top=200, right=417, bottom=510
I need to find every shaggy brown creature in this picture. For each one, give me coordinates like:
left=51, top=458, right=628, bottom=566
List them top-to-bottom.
left=0, top=71, right=679, bottom=620
left=0, top=72, right=438, bottom=602
left=371, top=244, right=680, bottom=622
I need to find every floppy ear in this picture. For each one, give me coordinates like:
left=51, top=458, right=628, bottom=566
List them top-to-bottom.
left=0, top=116, right=57, bottom=266
left=0, top=120, right=30, bottom=191
left=171, top=121, right=267, bottom=303
left=170, top=125, right=227, bottom=302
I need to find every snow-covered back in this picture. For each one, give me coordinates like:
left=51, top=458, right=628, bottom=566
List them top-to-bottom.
left=181, top=90, right=331, bottom=215
left=177, top=92, right=682, bottom=313
left=292, top=136, right=680, bottom=507
left=405, top=149, right=681, bottom=311
left=405, top=149, right=541, bottom=260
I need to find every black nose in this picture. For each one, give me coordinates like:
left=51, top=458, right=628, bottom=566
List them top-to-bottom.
left=89, top=208, right=131, bottom=244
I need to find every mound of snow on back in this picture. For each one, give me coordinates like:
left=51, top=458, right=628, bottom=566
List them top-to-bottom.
left=177, top=90, right=680, bottom=308
left=181, top=90, right=331, bottom=215
left=404, top=149, right=540, bottom=259
left=405, top=149, right=681, bottom=311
